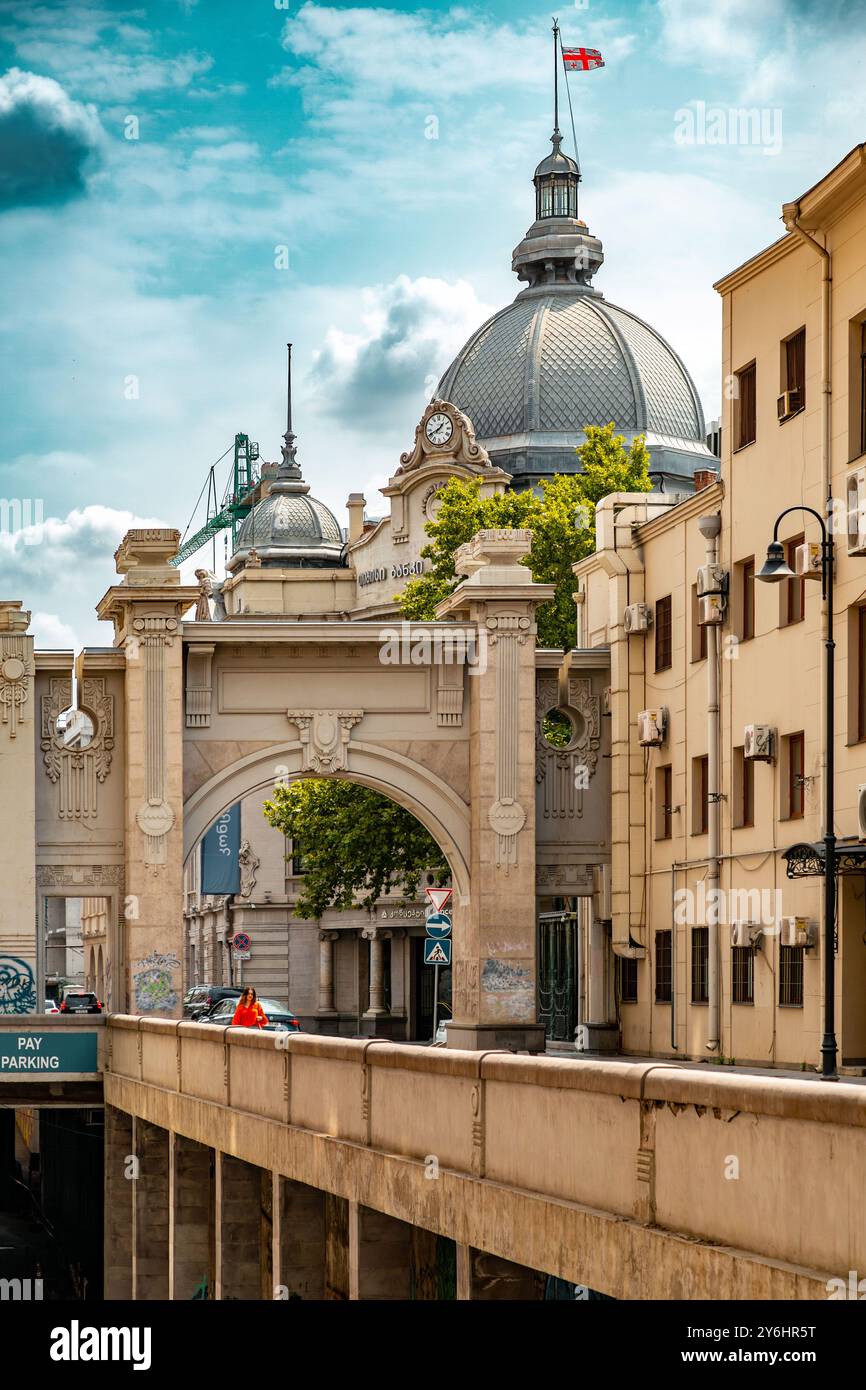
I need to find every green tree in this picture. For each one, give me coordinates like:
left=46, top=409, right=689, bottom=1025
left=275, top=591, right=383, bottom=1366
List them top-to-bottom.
left=398, top=422, right=651, bottom=649
left=262, top=778, right=449, bottom=919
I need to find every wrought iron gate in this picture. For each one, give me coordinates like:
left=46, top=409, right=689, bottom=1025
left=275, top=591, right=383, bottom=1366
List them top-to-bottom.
left=538, top=909, right=578, bottom=1041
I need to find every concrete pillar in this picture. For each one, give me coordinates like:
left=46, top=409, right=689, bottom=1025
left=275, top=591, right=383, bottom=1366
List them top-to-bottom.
left=96, top=531, right=198, bottom=1017
left=437, top=532, right=554, bottom=1051
left=362, top=929, right=387, bottom=1018
left=317, top=931, right=338, bottom=1015
left=104, top=1105, right=134, bottom=1299
left=132, top=1118, right=169, bottom=1300
left=169, top=1132, right=213, bottom=1299
left=215, top=1151, right=261, bottom=1300
left=272, top=1174, right=326, bottom=1300
left=324, top=1192, right=350, bottom=1299
left=349, top=1202, right=412, bottom=1300
left=456, top=1244, right=545, bottom=1300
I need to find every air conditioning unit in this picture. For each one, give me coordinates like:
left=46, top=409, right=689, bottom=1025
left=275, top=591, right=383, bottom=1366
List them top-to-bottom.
left=777, top=388, right=802, bottom=421
left=847, top=468, right=866, bottom=555
left=794, top=541, right=823, bottom=581
left=696, top=564, right=728, bottom=597
left=698, top=593, right=725, bottom=625
left=623, top=603, right=652, bottom=635
left=637, top=707, right=667, bottom=746
left=744, top=724, right=775, bottom=762
left=858, top=784, right=866, bottom=841
left=592, top=864, right=612, bottom=921
left=780, top=916, right=815, bottom=948
left=730, top=922, right=761, bottom=949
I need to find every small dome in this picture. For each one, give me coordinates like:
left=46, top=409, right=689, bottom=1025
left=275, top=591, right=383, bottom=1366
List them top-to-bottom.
left=534, top=133, right=579, bottom=181
left=229, top=439, right=344, bottom=571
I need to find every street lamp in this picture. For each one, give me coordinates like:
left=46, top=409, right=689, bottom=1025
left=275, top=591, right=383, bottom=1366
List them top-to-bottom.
left=757, top=505, right=837, bottom=1078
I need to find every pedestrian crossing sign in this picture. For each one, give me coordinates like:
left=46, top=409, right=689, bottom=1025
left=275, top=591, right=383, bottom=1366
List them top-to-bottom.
left=423, top=939, right=452, bottom=966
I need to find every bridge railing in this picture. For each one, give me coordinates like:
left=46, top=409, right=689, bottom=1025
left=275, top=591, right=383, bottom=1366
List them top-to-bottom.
left=106, top=1017, right=866, bottom=1290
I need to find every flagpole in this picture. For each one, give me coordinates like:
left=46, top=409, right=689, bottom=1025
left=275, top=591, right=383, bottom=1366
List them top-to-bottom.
left=552, top=17, right=559, bottom=133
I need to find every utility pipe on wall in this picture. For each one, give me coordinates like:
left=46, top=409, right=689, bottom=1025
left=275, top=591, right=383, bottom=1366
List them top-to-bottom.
left=698, top=513, right=722, bottom=1052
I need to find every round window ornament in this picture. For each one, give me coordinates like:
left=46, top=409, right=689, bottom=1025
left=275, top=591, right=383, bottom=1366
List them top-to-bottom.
left=55, top=707, right=95, bottom=750
left=540, top=707, right=575, bottom=750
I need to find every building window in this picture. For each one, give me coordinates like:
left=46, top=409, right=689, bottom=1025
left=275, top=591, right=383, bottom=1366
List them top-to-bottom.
left=781, top=327, right=806, bottom=414
left=735, top=362, right=756, bottom=449
left=783, top=535, right=805, bottom=626
left=740, top=558, right=755, bottom=641
left=691, top=584, right=707, bottom=661
left=655, top=595, right=672, bottom=671
left=782, top=731, right=806, bottom=819
left=732, top=745, right=755, bottom=828
left=691, top=755, right=709, bottom=835
left=655, top=764, right=673, bottom=840
left=289, top=839, right=308, bottom=876
left=691, top=927, right=709, bottom=1003
left=655, top=930, right=672, bottom=1003
left=779, top=945, right=804, bottom=1007
left=732, top=946, right=754, bottom=1004
left=617, top=954, right=638, bottom=1004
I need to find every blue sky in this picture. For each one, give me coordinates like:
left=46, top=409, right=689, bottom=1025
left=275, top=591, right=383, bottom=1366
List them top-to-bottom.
left=0, top=0, right=864, bottom=647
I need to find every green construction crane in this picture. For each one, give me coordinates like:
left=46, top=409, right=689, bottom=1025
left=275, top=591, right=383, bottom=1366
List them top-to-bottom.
left=170, top=432, right=260, bottom=567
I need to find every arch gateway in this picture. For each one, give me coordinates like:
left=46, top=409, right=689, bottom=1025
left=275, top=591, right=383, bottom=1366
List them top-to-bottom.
left=5, top=398, right=611, bottom=1050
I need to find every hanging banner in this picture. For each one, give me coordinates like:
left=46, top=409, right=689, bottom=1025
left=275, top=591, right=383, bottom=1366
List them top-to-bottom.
left=201, top=804, right=241, bottom=894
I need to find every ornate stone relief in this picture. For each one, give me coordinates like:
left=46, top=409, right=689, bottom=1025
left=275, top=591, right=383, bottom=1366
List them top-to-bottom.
left=487, top=613, right=531, bottom=866
left=134, top=614, right=179, bottom=865
left=0, top=635, right=32, bottom=739
left=186, top=644, right=215, bottom=728
left=436, top=659, right=464, bottom=727
left=535, top=674, right=601, bottom=820
left=41, top=678, right=115, bottom=820
left=287, top=710, right=363, bottom=774
left=238, top=840, right=260, bottom=899
left=535, top=862, right=593, bottom=893
left=36, top=863, right=124, bottom=889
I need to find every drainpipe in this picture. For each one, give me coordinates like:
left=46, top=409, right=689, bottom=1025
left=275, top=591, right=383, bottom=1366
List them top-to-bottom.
left=698, top=514, right=722, bottom=1052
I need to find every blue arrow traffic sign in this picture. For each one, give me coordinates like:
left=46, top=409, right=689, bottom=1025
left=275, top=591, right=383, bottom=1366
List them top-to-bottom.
left=425, top=911, right=452, bottom=939
left=424, top=938, right=452, bottom=966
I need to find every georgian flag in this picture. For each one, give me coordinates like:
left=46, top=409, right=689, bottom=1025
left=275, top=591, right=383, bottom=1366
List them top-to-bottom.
left=561, top=47, right=604, bottom=71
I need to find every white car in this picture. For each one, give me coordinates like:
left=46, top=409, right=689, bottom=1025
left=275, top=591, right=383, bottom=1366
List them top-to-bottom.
left=44, top=999, right=60, bottom=1014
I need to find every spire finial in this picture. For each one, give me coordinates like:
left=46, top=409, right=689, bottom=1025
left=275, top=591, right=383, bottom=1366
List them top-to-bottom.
left=280, top=341, right=302, bottom=478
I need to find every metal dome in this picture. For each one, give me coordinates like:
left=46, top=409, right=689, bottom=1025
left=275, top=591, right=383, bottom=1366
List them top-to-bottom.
left=436, top=127, right=715, bottom=490
left=228, top=440, right=344, bottom=571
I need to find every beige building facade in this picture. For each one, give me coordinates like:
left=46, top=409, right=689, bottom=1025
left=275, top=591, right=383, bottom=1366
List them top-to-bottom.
left=576, top=144, right=866, bottom=1070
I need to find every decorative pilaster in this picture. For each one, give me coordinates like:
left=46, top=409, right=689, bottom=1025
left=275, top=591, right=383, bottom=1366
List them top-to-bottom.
left=97, top=529, right=198, bottom=1015
left=436, top=531, right=555, bottom=1052
left=0, top=602, right=36, bottom=1009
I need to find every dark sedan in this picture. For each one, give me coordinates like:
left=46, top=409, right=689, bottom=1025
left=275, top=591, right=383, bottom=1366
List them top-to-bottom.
left=200, top=996, right=301, bottom=1032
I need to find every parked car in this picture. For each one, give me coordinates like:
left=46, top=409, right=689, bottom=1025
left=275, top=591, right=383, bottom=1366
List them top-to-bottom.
left=183, top=985, right=241, bottom=1020
left=59, top=989, right=102, bottom=1014
left=200, top=995, right=301, bottom=1033
left=43, top=999, right=60, bottom=1014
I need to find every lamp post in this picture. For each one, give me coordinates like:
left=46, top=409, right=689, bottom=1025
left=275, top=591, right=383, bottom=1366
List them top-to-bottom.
left=757, top=505, right=837, bottom=1078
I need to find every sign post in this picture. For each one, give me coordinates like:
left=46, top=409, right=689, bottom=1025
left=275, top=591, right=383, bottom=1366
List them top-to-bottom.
left=424, top=887, right=453, bottom=1038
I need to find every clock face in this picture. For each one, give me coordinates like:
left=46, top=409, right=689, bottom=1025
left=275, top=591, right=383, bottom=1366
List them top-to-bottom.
left=425, top=412, right=453, bottom=447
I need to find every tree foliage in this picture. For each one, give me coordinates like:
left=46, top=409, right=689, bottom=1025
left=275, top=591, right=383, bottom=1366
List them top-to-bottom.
left=398, top=422, right=651, bottom=649
left=262, top=778, right=449, bottom=919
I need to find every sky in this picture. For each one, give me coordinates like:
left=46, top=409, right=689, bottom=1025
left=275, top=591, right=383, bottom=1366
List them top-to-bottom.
left=0, top=0, right=864, bottom=649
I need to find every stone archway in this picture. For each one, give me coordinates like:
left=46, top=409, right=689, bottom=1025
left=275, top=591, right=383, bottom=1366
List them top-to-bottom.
left=184, top=740, right=472, bottom=902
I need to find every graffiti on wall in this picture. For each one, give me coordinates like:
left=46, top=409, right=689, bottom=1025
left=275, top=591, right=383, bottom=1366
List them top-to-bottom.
left=132, top=950, right=180, bottom=1014
left=0, top=956, right=36, bottom=1014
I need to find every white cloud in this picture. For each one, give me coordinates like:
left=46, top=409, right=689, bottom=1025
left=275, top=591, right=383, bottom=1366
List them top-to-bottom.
left=657, top=0, right=786, bottom=67
left=0, top=68, right=104, bottom=209
left=310, top=274, right=493, bottom=424
left=30, top=611, right=79, bottom=649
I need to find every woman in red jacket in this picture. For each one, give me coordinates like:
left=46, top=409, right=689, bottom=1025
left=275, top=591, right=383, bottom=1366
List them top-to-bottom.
left=231, top=987, right=268, bottom=1029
